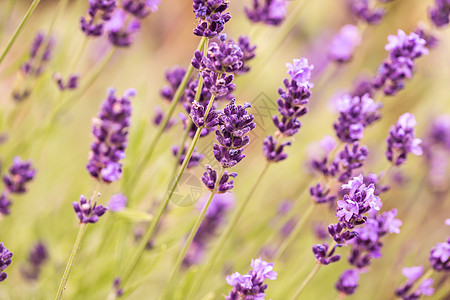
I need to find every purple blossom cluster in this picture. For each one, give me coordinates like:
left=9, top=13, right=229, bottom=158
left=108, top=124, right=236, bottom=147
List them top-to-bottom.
left=80, top=0, right=160, bottom=47
left=192, top=0, right=231, bottom=37
left=245, top=0, right=288, bottom=26
left=348, top=0, right=386, bottom=25
left=429, top=0, right=450, bottom=27
left=328, top=24, right=361, bottom=63
left=373, top=30, right=428, bottom=96
left=263, top=58, right=314, bottom=162
left=160, top=66, right=187, bottom=102
left=54, top=73, right=80, bottom=91
left=86, top=88, right=134, bottom=183
left=333, top=94, right=381, bottom=143
left=386, top=113, right=423, bottom=166
left=172, top=145, right=204, bottom=168
left=0, top=157, right=36, bottom=216
left=107, top=193, right=127, bottom=212
left=183, top=193, right=234, bottom=266
left=73, top=195, right=108, bottom=224
left=429, top=239, right=450, bottom=271
left=21, top=241, right=48, bottom=281
left=0, top=242, right=13, bottom=282
left=312, top=243, right=341, bottom=265
left=226, top=257, right=278, bottom=299
left=396, top=266, right=435, bottom=299
left=335, top=269, right=359, bottom=295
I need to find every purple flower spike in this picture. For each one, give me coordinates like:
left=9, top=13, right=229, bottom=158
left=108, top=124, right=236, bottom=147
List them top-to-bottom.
left=80, top=0, right=117, bottom=37
left=123, top=0, right=160, bottom=18
left=192, top=0, right=231, bottom=37
left=245, top=0, right=288, bottom=26
left=348, top=0, right=385, bottom=25
left=429, top=0, right=450, bottom=27
left=106, top=9, right=141, bottom=47
left=329, top=24, right=361, bottom=63
left=373, top=30, right=428, bottom=96
left=21, top=32, right=55, bottom=77
left=234, top=36, right=257, bottom=74
left=191, top=40, right=244, bottom=74
left=286, top=58, right=314, bottom=88
left=161, top=66, right=187, bottom=101
left=54, top=73, right=80, bottom=91
left=86, top=88, right=134, bottom=183
left=333, top=94, right=381, bottom=143
left=189, top=101, right=221, bottom=128
left=386, top=113, right=423, bottom=166
left=263, top=135, right=291, bottom=162
left=336, top=142, right=369, bottom=183
left=171, top=145, right=204, bottom=168
left=3, top=156, right=36, bottom=194
left=201, top=165, right=237, bottom=193
left=310, top=183, right=337, bottom=204
left=107, top=193, right=127, bottom=212
left=0, top=194, right=11, bottom=216
left=73, top=195, right=108, bottom=224
left=429, top=239, right=450, bottom=271
left=22, top=241, right=48, bottom=280
left=0, top=242, right=13, bottom=282
left=312, top=243, right=341, bottom=265
left=226, top=257, right=277, bottom=299
left=396, top=266, right=435, bottom=299
left=335, top=269, right=359, bottom=295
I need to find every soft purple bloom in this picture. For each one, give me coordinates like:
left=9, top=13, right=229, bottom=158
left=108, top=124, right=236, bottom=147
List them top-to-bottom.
left=80, top=0, right=117, bottom=37
left=123, top=0, right=160, bottom=18
left=192, top=0, right=231, bottom=37
left=245, top=0, right=288, bottom=26
left=348, top=0, right=385, bottom=25
left=429, top=0, right=450, bottom=27
left=106, top=9, right=141, bottom=47
left=329, top=24, right=361, bottom=63
left=21, top=32, right=54, bottom=77
left=234, top=36, right=257, bottom=74
left=191, top=40, right=244, bottom=74
left=286, top=58, right=314, bottom=88
left=160, top=66, right=187, bottom=101
left=54, top=73, right=80, bottom=91
left=86, top=88, right=134, bottom=183
left=333, top=94, right=381, bottom=143
left=189, top=101, right=221, bottom=128
left=153, top=106, right=176, bottom=130
left=386, top=113, right=423, bottom=166
left=428, top=114, right=450, bottom=149
left=262, top=135, right=291, bottom=162
left=320, top=135, right=337, bottom=155
left=336, top=142, right=369, bottom=183
left=171, top=145, right=204, bottom=168
left=3, top=156, right=36, bottom=194
left=201, top=165, right=237, bottom=193
left=310, top=183, right=337, bottom=204
left=0, top=194, right=11, bottom=216
left=107, top=194, right=127, bottom=212
left=73, top=195, right=108, bottom=224
left=336, top=200, right=359, bottom=222
left=429, top=239, right=450, bottom=271
left=21, top=241, right=48, bottom=280
left=0, top=242, right=13, bottom=282
left=312, top=243, right=341, bottom=265
left=226, top=257, right=277, bottom=299
left=396, top=266, right=435, bottom=299
left=402, top=266, right=423, bottom=283
left=335, top=269, right=359, bottom=295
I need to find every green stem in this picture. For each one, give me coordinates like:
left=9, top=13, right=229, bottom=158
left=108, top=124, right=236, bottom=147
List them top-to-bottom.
left=0, top=0, right=41, bottom=66
left=46, top=0, right=69, bottom=37
left=123, top=37, right=207, bottom=196
left=119, top=93, right=216, bottom=288
left=187, top=161, right=271, bottom=298
left=159, top=168, right=224, bottom=300
left=272, top=201, right=316, bottom=261
left=55, top=223, right=88, bottom=300
left=290, top=263, right=322, bottom=300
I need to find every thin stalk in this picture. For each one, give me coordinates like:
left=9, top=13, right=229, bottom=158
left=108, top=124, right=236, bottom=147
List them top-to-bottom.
left=0, top=0, right=41, bottom=66
left=0, top=0, right=16, bottom=44
left=46, top=0, right=69, bottom=37
left=123, top=37, right=207, bottom=195
left=120, top=93, right=216, bottom=288
left=187, top=161, right=271, bottom=298
left=159, top=168, right=225, bottom=300
left=54, top=183, right=101, bottom=300
left=272, top=201, right=316, bottom=261
left=55, top=223, right=87, bottom=300
left=290, top=263, right=322, bottom=300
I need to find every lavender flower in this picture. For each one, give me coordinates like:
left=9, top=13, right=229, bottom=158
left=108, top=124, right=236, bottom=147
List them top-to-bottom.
left=80, top=0, right=117, bottom=37
left=123, top=0, right=160, bottom=18
left=192, top=0, right=231, bottom=37
left=245, top=0, right=288, bottom=26
left=348, top=0, right=385, bottom=25
left=429, top=0, right=450, bottom=27
left=105, top=9, right=141, bottom=47
left=328, top=24, right=361, bottom=63
left=373, top=30, right=428, bottom=96
left=21, top=32, right=55, bottom=77
left=234, top=36, right=257, bottom=74
left=191, top=40, right=244, bottom=74
left=160, top=66, right=187, bottom=101
left=54, top=73, right=80, bottom=91
left=86, top=88, right=134, bottom=183
left=333, top=94, right=381, bottom=143
left=189, top=101, right=221, bottom=128
left=153, top=106, right=176, bottom=130
left=386, top=113, right=423, bottom=166
left=428, top=114, right=450, bottom=149
left=262, top=136, right=291, bottom=162
left=336, top=142, right=369, bottom=183
left=171, top=145, right=204, bottom=168
left=3, top=156, right=36, bottom=194
left=201, top=165, right=236, bottom=193
left=310, top=183, right=337, bottom=204
left=107, top=193, right=127, bottom=212
left=183, top=193, right=234, bottom=267
left=0, top=194, right=11, bottom=216
left=73, top=195, right=108, bottom=224
left=429, top=239, right=450, bottom=271
left=21, top=241, right=48, bottom=280
left=0, top=242, right=13, bottom=282
left=312, top=243, right=341, bottom=265
left=226, top=257, right=277, bottom=299
left=396, top=266, right=435, bottom=299
left=335, top=269, right=359, bottom=295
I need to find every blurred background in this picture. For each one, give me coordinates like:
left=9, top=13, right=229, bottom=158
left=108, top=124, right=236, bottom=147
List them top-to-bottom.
left=0, top=0, right=449, bottom=299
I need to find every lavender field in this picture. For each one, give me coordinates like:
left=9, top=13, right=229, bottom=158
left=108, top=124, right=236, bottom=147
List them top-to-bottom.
left=0, top=0, right=449, bottom=299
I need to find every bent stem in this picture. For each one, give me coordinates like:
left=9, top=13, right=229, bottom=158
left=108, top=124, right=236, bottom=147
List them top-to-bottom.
left=0, top=0, right=41, bottom=66
left=123, top=36, right=208, bottom=195
left=119, top=93, right=216, bottom=289
left=187, top=161, right=271, bottom=298
left=159, top=168, right=224, bottom=300
left=272, top=201, right=316, bottom=261
left=290, top=263, right=322, bottom=300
